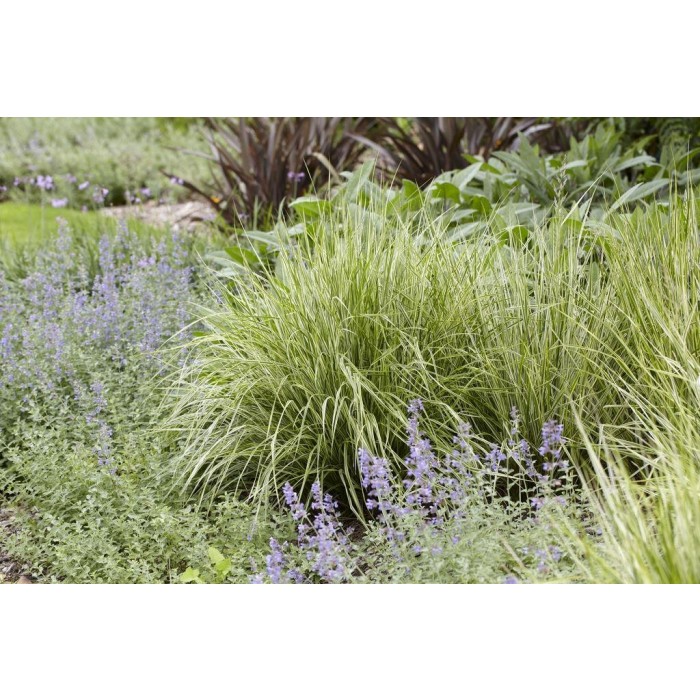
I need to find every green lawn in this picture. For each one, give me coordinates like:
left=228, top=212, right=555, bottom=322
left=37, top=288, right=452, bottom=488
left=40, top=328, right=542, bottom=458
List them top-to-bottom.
left=0, top=201, right=178, bottom=251
left=0, top=202, right=105, bottom=247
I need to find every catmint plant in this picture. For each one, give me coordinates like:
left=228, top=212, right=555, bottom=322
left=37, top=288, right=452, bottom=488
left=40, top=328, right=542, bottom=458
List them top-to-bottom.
left=0, top=222, right=196, bottom=472
left=255, top=401, right=580, bottom=583
left=252, top=480, right=353, bottom=583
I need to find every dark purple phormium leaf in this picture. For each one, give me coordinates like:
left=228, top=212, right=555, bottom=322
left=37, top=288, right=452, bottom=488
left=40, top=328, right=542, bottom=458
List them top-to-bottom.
left=170, top=117, right=382, bottom=226
left=350, top=117, right=574, bottom=186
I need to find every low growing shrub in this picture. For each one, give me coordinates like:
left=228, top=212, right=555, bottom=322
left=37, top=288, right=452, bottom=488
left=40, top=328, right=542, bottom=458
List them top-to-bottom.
left=0, top=219, right=273, bottom=582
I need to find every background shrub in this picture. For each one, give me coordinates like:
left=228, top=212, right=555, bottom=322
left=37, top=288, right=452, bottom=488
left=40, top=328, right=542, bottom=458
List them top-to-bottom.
left=0, top=117, right=209, bottom=209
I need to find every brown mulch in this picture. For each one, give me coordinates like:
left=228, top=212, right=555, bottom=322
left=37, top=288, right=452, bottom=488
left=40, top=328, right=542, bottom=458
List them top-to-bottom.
left=101, top=200, right=217, bottom=232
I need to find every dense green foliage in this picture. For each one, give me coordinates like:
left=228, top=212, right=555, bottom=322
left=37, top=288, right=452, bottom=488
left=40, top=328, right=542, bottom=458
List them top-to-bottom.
left=0, top=117, right=209, bottom=208
left=3, top=117, right=700, bottom=584
left=173, top=118, right=700, bottom=226
left=287, top=126, right=699, bottom=243
left=170, top=163, right=700, bottom=583
left=167, top=204, right=494, bottom=512
left=0, top=223, right=272, bottom=582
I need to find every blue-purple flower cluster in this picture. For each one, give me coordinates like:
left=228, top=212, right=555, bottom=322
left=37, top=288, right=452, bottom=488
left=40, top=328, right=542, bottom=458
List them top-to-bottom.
left=2, top=174, right=114, bottom=209
left=0, top=221, right=195, bottom=471
left=255, top=400, right=574, bottom=583
left=252, top=480, right=352, bottom=583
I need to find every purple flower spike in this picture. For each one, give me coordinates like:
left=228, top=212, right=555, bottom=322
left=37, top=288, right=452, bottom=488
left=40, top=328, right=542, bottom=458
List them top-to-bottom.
left=255, top=402, right=574, bottom=584
left=282, top=482, right=307, bottom=521
left=265, top=539, right=286, bottom=584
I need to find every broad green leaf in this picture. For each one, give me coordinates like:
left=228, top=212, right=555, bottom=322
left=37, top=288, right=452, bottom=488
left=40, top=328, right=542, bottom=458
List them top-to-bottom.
left=676, top=147, right=700, bottom=171
left=614, top=155, right=656, bottom=172
left=343, top=159, right=375, bottom=201
left=555, top=159, right=589, bottom=174
left=453, top=162, right=483, bottom=190
left=678, top=168, right=700, bottom=186
left=402, top=179, right=421, bottom=199
left=609, top=179, right=669, bottom=212
left=395, top=180, right=425, bottom=213
left=429, top=181, right=461, bottom=204
left=459, top=185, right=486, bottom=198
left=468, top=195, right=492, bottom=216
left=290, top=196, right=332, bottom=217
left=496, top=202, right=540, bottom=223
left=446, top=208, right=477, bottom=224
left=447, top=221, right=486, bottom=242
left=285, top=223, right=307, bottom=238
left=498, top=225, right=530, bottom=246
left=244, top=230, right=282, bottom=249
left=225, top=246, right=260, bottom=266
left=205, top=251, right=249, bottom=274
left=208, top=546, right=225, bottom=565
left=215, top=559, right=232, bottom=577
left=180, top=568, right=203, bottom=584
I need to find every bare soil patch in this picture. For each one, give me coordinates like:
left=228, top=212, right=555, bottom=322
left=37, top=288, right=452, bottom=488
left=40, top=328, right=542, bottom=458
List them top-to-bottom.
left=0, top=507, right=33, bottom=584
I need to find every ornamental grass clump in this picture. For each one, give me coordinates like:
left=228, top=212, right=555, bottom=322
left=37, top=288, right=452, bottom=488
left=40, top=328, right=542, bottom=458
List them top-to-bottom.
left=165, top=194, right=620, bottom=510
left=554, top=196, right=700, bottom=584
left=165, top=203, right=511, bottom=510
left=548, top=420, right=700, bottom=585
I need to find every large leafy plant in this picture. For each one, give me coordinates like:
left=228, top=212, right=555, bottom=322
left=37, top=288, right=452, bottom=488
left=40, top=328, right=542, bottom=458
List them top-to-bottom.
left=351, top=117, right=552, bottom=186
left=415, top=124, right=679, bottom=241
left=207, top=127, right=700, bottom=289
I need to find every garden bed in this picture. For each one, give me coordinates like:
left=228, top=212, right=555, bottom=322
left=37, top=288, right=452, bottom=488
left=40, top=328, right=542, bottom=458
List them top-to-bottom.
left=2, top=117, right=700, bottom=584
